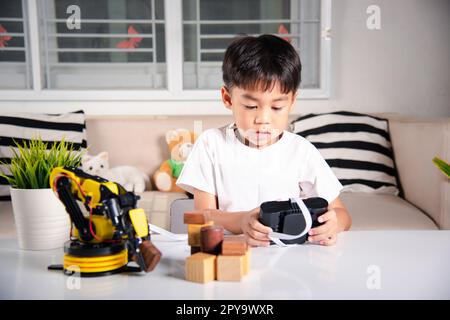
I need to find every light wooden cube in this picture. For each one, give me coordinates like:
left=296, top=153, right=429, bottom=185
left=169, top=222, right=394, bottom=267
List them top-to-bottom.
left=188, top=221, right=213, bottom=247
left=243, top=248, right=251, bottom=275
left=185, top=252, right=217, bottom=283
left=216, top=255, right=244, bottom=282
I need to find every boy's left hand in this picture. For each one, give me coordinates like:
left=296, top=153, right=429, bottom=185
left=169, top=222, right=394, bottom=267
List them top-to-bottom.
left=307, top=209, right=338, bottom=246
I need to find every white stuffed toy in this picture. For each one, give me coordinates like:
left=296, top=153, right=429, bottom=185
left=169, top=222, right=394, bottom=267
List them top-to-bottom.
left=81, top=151, right=149, bottom=193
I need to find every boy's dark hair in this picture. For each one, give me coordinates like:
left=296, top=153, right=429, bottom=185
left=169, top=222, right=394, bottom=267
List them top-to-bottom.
left=222, top=34, right=302, bottom=94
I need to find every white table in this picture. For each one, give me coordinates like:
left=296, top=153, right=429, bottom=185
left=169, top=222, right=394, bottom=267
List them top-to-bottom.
left=1, top=229, right=449, bottom=300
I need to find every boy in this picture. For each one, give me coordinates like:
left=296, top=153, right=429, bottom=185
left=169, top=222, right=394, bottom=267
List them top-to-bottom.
left=176, top=34, right=351, bottom=247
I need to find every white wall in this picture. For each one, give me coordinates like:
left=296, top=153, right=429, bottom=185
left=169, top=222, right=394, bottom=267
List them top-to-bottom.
left=0, top=0, right=448, bottom=117
left=321, top=0, right=450, bottom=117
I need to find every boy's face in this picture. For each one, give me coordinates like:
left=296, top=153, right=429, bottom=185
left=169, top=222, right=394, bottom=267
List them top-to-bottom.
left=221, top=82, right=297, bottom=149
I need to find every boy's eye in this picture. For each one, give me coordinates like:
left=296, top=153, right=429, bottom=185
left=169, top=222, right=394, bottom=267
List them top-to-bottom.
left=244, top=105, right=257, bottom=110
left=272, top=106, right=284, bottom=111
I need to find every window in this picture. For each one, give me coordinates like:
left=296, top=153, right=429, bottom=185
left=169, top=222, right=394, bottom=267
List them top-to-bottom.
left=0, top=0, right=32, bottom=89
left=0, top=0, right=331, bottom=103
left=40, top=0, right=166, bottom=89
left=182, top=0, right=322, bottom=90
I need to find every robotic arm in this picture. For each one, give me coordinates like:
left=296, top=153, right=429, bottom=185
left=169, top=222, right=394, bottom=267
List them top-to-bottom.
left=49, top=166, right=161, bottom=276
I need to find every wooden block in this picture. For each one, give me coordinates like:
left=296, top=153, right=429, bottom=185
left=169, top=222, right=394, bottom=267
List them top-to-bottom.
left=184, top=211, right=206, bottom=225
left=188, top=221, right=213, bottom=247
left=200, top=225, right=224, bottom=255
left=221, top=235, right=247, bottom=256
left=132, top=240, right=162, bottom=272
left=190, top=246, right=201, bottom=255
left=243, top=248, right=251, bottom=275
left=185, top=252, right=217, bottom=283
left=216, top=255, right=244, bottom=281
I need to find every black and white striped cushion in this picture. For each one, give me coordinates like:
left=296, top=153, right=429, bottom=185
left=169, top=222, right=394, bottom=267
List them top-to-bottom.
left=0, top=110, right=87, bottom=200
left=291, top=111, right=400, bottom=195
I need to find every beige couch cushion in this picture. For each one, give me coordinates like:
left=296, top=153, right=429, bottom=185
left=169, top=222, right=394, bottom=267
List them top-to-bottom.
left=85, top=115, right=235, bottom=184
left=388, top=116, right=449, bottom=229
left=340, top=192, right=438, bottom=230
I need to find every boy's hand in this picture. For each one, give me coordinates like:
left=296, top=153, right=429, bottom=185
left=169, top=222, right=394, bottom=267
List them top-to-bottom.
left=239, top=207, right=272, bottom=247
left=308, top=209, right=338, bottom=246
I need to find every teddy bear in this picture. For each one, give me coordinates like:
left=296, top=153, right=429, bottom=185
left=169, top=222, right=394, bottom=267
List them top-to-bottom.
left=153, top=128, right=196, bottom=193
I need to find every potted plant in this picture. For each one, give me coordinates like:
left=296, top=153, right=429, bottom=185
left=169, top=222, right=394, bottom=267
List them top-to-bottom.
left=0, top=137, right=84, bottom=250
left=433, top=156, right=450, bottom=179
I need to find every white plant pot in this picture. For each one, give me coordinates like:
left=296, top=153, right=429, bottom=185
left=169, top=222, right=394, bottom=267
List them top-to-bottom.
left=10, top=188, right=71, bottom=250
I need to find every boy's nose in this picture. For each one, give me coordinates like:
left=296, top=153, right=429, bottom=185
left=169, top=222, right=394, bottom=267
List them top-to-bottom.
left=255, top=110, right=271, bottom=124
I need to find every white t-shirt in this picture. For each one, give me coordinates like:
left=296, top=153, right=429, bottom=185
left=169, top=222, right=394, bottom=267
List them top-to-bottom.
left=176, top=123, right=343, bottom=212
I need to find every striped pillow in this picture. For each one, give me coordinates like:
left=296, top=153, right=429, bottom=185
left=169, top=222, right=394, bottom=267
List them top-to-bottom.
left=0, top=110, right=87, bottom=200
left=291, top=111, right=400, bottom=196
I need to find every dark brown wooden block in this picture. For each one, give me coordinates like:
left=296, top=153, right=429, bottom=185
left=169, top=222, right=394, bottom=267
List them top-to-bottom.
left=188, top=221, right=213, bottom=246
left=200, top=225, right=224, bottom=255
left=132, top=240, right=162, bottom=272
left=191, top=246, right=201, bottom=255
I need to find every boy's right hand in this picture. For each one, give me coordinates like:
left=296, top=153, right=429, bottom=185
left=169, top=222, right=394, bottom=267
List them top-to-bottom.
left=240, top=207, right=272, bottom=247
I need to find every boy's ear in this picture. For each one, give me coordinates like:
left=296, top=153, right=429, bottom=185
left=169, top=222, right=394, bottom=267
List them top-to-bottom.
left=221, top=86, right=233, bottom=110
left=288, top=90, right=299, bottom=112
left=292, top=90, right=298, bottom=102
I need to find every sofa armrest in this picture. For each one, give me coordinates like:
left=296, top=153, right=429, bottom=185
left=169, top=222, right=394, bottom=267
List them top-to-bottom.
left=388, top=116, right=450, bottom=229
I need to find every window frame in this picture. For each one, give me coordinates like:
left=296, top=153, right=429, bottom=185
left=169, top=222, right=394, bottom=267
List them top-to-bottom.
left=0, top=0, right=331, bottom=104
left=0, top=0, right=33, bottom=89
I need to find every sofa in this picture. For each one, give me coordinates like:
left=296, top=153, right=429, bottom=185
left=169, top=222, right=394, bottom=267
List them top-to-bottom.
left=0, top=113, right=448, bottom=239
left=87, top=113, right=450, bottom=230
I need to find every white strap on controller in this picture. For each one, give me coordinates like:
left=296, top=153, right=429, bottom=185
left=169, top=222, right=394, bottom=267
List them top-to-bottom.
left=268, top=198, right=312, bottom=247
left=149, top=223, right=188, bottom=241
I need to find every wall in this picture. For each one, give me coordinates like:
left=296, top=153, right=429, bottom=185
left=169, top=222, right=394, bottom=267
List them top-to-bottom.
left=0, top=0, right=449, bottom=117
left=324, top=0, right=450, bottom=117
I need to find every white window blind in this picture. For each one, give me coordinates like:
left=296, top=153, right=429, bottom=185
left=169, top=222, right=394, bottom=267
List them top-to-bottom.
left=0, top=0, right=32, bottom=89
left=40, top=0, right=166, bottom=89
left=182, top=0, right=321, bottom=90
